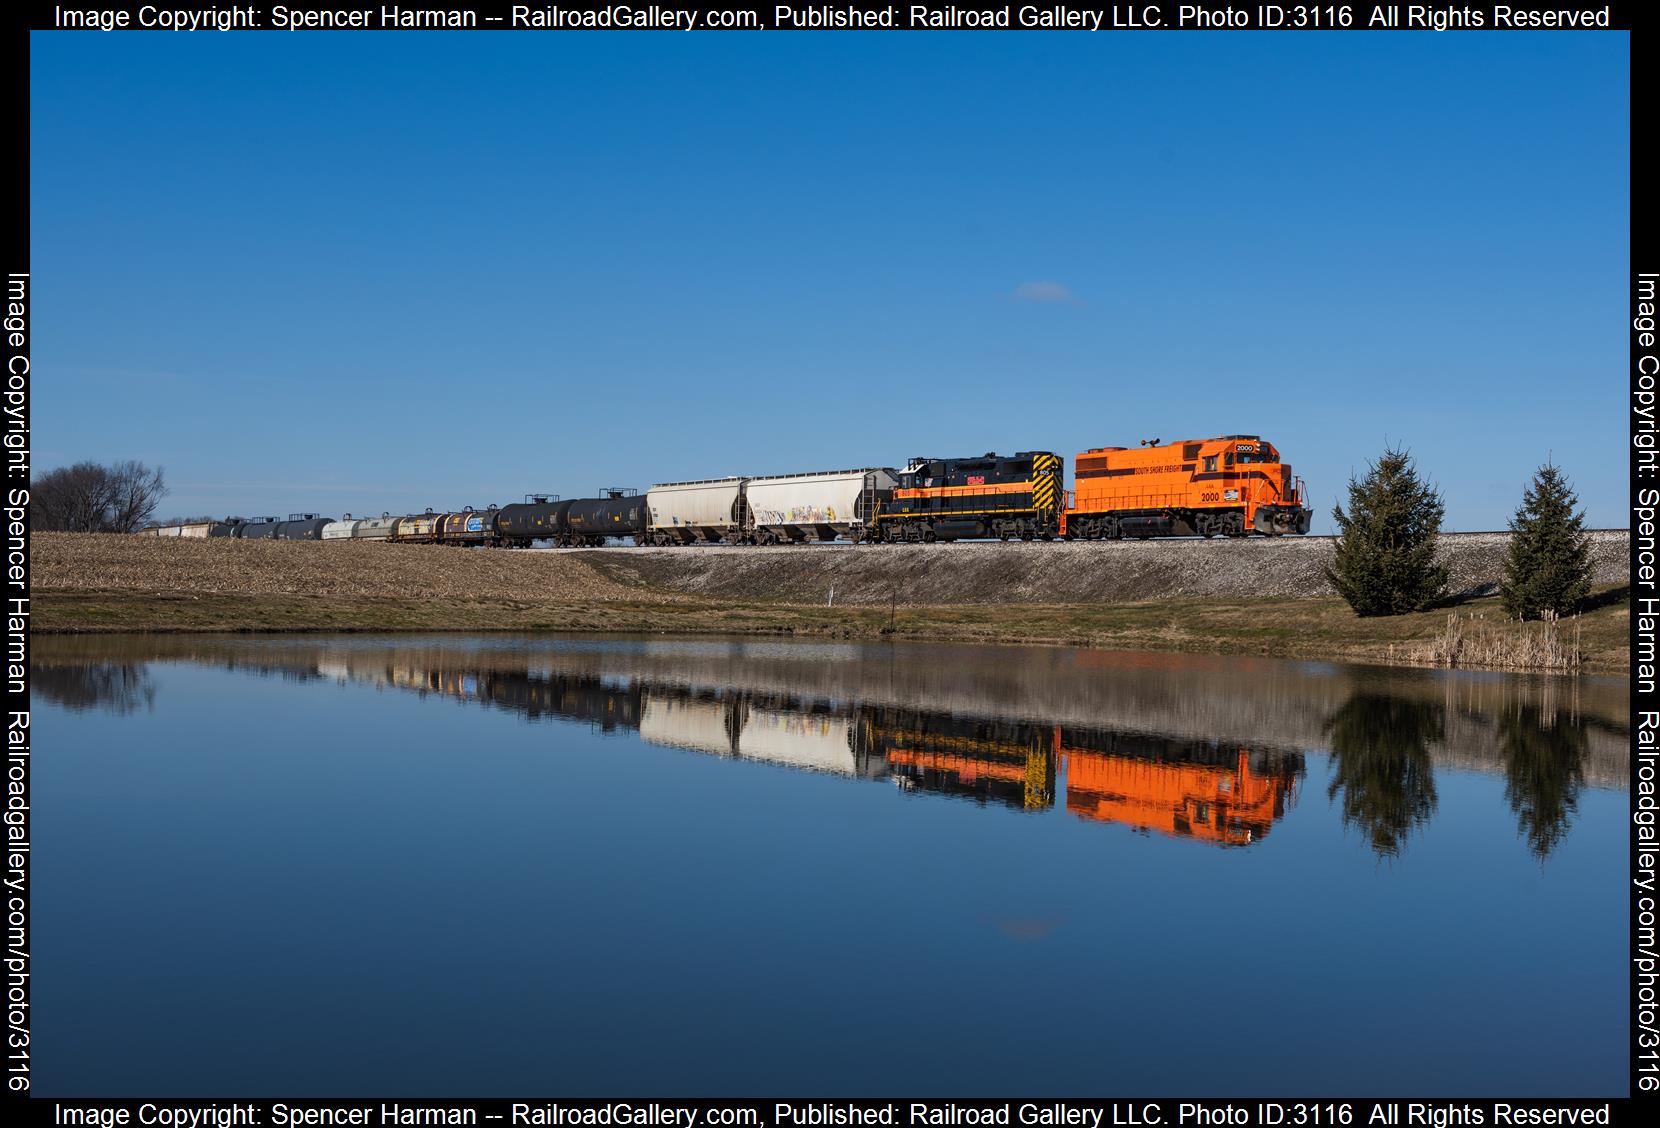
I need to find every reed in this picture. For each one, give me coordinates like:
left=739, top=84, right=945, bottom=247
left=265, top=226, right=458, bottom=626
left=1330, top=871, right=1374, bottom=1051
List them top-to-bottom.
left=1428, top=610, right=1582, bottom=673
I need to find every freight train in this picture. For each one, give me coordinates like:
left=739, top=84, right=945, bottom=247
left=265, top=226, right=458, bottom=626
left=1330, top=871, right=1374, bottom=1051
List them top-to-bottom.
left=137, top=434, right=1312, bottom=545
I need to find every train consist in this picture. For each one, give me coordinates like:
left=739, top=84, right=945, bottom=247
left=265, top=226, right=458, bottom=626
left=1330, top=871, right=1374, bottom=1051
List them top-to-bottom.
left=137, top=434, right=1312, bottom=545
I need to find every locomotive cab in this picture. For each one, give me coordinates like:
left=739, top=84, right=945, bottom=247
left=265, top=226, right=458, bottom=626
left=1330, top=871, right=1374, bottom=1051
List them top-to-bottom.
left=1221, top=438, right=1311, bottom=536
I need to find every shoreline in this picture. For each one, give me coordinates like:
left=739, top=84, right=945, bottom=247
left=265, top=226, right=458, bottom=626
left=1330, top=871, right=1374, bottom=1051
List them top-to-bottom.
left=29, top=532, right=1631, bottom=675
left=33, top=586, right=1631, bottom=675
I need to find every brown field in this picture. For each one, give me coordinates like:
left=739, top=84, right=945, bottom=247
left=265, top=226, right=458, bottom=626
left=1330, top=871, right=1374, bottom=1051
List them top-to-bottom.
left=30, top=532, right=1632, bottom=673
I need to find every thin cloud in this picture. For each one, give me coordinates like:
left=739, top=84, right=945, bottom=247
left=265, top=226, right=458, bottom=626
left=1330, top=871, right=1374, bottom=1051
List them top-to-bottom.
left=1012, top=280, right=1079, bottom=304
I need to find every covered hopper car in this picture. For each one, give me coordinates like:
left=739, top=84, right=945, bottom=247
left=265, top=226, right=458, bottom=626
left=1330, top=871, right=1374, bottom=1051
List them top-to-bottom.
left=746, top=468, right=896, bottom=544
left=646, top=478, right=748, bottom=545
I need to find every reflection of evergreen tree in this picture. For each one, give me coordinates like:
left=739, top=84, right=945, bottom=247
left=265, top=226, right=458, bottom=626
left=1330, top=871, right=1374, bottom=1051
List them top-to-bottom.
left=31, top=662, right=156, bottom=714
left=1324, top=694, right=1444, bottom=858
left=1501, top=705, right=1586, bottom=862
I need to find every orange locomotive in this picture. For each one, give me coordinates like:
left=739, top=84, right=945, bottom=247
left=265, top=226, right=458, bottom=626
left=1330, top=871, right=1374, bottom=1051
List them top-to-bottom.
left=1064, top=434, right=1311, bottom=539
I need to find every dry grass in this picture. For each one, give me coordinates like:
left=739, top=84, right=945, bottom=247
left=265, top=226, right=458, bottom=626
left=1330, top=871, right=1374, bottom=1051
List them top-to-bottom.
left=31, top=532, right=656, bottom=602
left=1424, top=610, right=1584, bottom=673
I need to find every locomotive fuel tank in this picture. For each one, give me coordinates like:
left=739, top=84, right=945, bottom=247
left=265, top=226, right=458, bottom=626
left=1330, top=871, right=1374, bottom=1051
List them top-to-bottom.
left=744, top=468, right=896, bottom=543
left=646, top=478, right=749, bottom=545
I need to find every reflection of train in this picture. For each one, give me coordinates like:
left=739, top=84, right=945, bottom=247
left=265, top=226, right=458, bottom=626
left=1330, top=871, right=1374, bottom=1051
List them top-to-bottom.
left=139, top=435, right=1311, bottom=544
left=306, top=655, right=1302, bottom=846
left=861, top=707, right=1056, bottom=810
left=1057, top=728, right=1300, bottom=847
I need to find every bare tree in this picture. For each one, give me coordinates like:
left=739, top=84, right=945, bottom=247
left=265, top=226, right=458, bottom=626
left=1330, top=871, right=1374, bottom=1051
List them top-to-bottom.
left=31, top=461, right=168, bottom=533
left=106, top=461, right=168, bottom=533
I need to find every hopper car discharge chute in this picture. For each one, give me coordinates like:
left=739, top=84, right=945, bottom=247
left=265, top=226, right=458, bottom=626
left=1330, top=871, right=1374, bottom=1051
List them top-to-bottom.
left=1064, top=435, right=1312, bottom=539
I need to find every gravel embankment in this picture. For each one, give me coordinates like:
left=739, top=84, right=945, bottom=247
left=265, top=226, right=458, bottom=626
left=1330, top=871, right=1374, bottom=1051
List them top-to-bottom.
left=34, top=529, right=1629, bottom=608
left=579, top=530, right=1631, bottom=605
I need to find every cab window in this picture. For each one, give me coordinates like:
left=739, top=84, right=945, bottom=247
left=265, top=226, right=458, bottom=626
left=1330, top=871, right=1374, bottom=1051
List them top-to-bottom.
left=1203, top=456, right=1218, bottom=472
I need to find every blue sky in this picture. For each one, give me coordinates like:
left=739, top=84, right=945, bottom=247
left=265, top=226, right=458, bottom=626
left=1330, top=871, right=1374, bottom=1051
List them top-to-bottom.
left=31, top=31, right=1629, bottom=529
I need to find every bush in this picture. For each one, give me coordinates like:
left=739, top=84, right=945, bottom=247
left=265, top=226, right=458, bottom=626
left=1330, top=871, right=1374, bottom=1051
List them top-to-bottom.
left=1326, top=446, right=1447, bottom=617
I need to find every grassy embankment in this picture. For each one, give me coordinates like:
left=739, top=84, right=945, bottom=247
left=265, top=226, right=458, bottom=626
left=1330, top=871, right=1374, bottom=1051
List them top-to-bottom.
left=31, top=533, right=1631, bottom=673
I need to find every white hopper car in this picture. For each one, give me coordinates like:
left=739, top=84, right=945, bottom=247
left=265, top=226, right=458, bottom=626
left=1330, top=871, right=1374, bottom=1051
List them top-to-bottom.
left=645, top=468, right=896, bottom=545
left=743, top=468, right=896, bottom=544
left=644, top=477, right=748, bottom=545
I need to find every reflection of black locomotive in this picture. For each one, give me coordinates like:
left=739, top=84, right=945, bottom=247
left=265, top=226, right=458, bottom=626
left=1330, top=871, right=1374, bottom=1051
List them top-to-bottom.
left=859, top=707, right=1056, bottom=810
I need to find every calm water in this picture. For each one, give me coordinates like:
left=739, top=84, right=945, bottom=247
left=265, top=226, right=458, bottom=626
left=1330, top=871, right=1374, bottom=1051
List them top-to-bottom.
left=33, top=635, right=1630, bottom=1097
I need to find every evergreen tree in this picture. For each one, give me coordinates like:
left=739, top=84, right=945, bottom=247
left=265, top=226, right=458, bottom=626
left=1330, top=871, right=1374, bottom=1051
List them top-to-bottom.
left=1326, top=446, right=1447, bottom=617
left=1500, top=463, right=1592, bottom=620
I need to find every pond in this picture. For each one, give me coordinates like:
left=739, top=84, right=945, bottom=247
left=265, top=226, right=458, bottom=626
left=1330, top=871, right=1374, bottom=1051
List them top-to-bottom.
left=30, top=634, right=1630, bottom=1096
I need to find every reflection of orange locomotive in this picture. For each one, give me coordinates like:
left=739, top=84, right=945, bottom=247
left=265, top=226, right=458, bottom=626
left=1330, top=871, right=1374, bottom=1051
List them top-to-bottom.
left=864, top=713, right=1301, bottom=846
left=1057, top=729, right=1299, bottom=846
